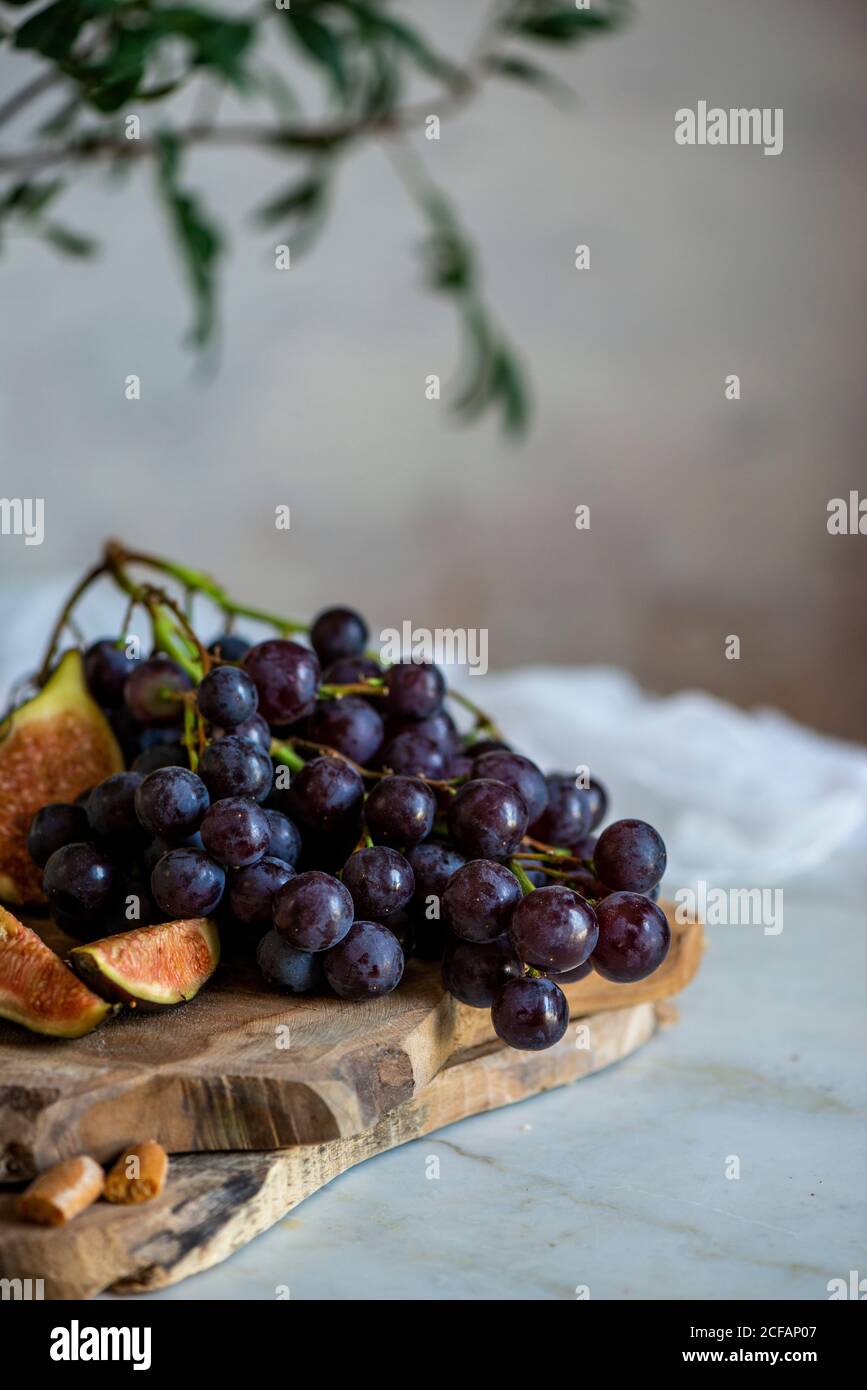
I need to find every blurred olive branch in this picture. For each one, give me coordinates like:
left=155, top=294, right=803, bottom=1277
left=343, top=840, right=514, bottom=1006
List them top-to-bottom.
left=0, top=0, right=629, bottom=432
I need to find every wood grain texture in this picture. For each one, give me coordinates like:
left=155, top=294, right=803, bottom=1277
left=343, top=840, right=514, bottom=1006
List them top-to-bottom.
left=0, top=908, right=702, bottom=1181
left=0, top=1001, right=661, bottom=1299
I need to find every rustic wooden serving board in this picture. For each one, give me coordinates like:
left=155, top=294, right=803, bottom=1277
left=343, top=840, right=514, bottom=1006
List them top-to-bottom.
left=0, top=908, right=703, bottom=1298
left=0, top=910, right=702, bottom=1181
left=0, top=1000, right=670, bottom=1299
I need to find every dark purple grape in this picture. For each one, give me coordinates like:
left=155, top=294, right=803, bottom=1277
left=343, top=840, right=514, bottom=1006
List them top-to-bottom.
left=311, top=607, right=369, bottom=667
left=208, top=633, right=250, bottom=663
left=84, top=638, right=139, bottom=707
left=242, top=639, right=320, bottom=725
left=324, top=655, right=383, bottom=686
left=124, top=656, right=192, bottom=725
left=385, top=661, right=445, bottom=719
left=197, top=665, right=258, bottom=729
left=308, top=697, right=383, bottom=766
left=107, top=705, right=145, bottom=760
left=384, top=709, right=458, bottom=753
left=211, top=711, right=271, bottom=752
left=138, top=725, right=187, bottom=750
left=380, top=731, right=448, bottom=779
left=199, top=735, right=273, bottom=803
left=467, top=738, right=510, bottom=757
left=131, top=742, right=189, bottom=774
left=471, top=751, right=547, bottom=825
left=447, top=754, right=473, bottom=780
left=285, top=756, right=364, bottom=832
left=134, top=766, right=210, bottom=840
left=86, top=771, right=143, bottom=838
left=530, top=774, right=590, bottom=848
left=364, top=775, right=436, bottom=848
left=579, top=778, right=608, bottom=832
left=447, top=779, right=528, bottom=860
left=200, top=797, right=270, bottom=868
left=27, top=803, right=90, bottom=868
left=263, top=809, right=301, bottom=866
left=593, top=819, right=666, bottom=893
left=139, top=828, right=202, bottom=872
left=141, top=834, right=182, bottom=877
left=571, top=834, right=598, bottom=861
left=406, top=840, right=465, bottom=913
left=43, top=842, right=116, bottom=917
left=341, top=846, right=414, bottom=919
left=151, top=847, right=225, bottom=918
left=231, top=857, right=296, bottom=926
left=521, top=858, right=549, bottom=888
left=442, top=860, right=522, bottom=943
left=564, top=867, right=610, bottom=901
left=272, top=869, right=354, bottom=951
left=508, top=884, right=598, bottom=973
left=592, top=892, right=670, bottom=982
left=379, top=909, right=415, bottom=955
left=323, top=922, right=404, bottom=1000
left=257, top=929, right=322, bottom=994
left=442, top=935, right=523, bottom=1008
left=544, top=958, right=594, bottom=984
left=492, top=976, right=569, bottom=1051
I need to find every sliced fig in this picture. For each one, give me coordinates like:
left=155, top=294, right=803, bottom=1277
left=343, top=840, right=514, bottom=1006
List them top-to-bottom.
left=0, top=650, right=124, bottom=905
left=0, top=906, right=116, bottom=1038
left=69, top=917, right=220, bottom=1010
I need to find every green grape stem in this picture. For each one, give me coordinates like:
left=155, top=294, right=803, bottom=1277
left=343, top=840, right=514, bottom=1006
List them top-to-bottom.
left=38, top=540, right=509, bottom=757
left=108, top=542, right=307, bottom=636
left=102, top=545, right=204, bottom=682
left=36, top=559, right=109, bottom=684
left=318, top=682, right=385, bottom=699
left=449, top=686, right=504, bottom=741
left=181, top=695, right=204, bottom=771
left=277, top=734, right=459, bottom=791
left=269, top=739, right=306, bottom=774
left=508, top=858, right=538, bottom=896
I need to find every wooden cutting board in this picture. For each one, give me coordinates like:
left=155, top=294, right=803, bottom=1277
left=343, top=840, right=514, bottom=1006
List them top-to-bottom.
left=0, top=908, right=703, bottom=1298
left=0, top=909, right=702, bottom=1181
left=0, top=1000, right=670, bottom=1299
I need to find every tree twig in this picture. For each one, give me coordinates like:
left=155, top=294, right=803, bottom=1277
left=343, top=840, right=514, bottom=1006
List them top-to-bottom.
left=0, top=70, right=63, bottom=132
left=0, top=71, right=478, bottom=177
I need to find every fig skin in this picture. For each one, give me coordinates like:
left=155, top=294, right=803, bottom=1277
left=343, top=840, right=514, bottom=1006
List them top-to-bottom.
left=0, top=651, right=123, bottom=906
left=0, top=907, right=116, bottom=1038
left=69, top=917, right=220, bottom=1010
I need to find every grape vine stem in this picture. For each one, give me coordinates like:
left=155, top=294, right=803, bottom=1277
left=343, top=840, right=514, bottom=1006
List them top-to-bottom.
left=36, top=540, right=505, bottom=748
left=36, top=559, right=109, bottom=685
left=272, top=735, right=460, bottom=791
left=508, top=859, right=537, bottom=896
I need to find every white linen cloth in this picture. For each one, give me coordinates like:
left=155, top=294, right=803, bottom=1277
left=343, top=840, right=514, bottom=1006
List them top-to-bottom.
left=452, top=667, right=867, bottom=894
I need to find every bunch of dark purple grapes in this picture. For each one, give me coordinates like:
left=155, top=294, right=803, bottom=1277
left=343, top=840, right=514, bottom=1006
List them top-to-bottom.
left=27, top=605, right=670, bottom=1052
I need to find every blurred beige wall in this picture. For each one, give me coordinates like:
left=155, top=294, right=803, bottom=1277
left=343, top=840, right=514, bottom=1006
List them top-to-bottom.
left=0, top=0, right=865, bottom=738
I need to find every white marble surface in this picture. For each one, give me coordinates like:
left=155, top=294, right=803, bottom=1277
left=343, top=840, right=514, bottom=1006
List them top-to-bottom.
left=109, top=887, right=866, bottom=1302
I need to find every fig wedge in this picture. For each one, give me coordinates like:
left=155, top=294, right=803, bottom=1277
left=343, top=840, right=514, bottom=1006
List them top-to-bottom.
left=0, top=650, right=123, bottom=905
left=0, top=907, right=116, bottom=1038
left=69, top=917, right=220, bottom=1010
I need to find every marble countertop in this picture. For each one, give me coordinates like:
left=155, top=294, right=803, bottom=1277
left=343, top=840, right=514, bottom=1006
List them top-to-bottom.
left=109, top=887, right=865, bottom=1301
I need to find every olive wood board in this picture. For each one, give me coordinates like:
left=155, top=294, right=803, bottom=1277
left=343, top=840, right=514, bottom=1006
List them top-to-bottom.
left=0, top=908, right=703, bottom=1183
left=0, top=998, right=672, bottom=1299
